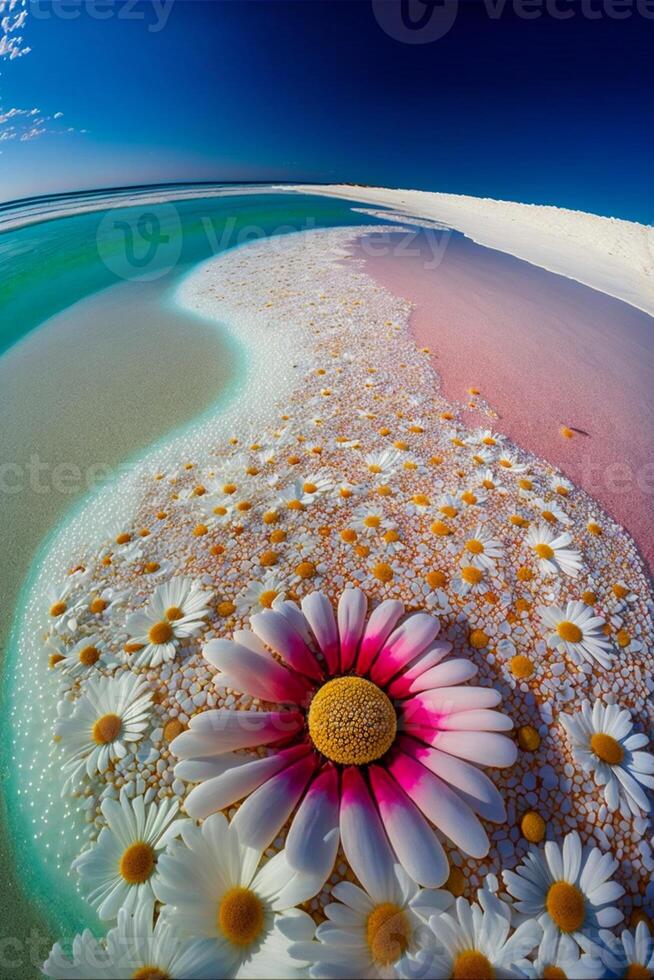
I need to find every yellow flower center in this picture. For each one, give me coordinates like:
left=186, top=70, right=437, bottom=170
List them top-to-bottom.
left=482, top=436, right=496, bottom=445
left=303, top=482, right=318, bottom=493
left=461, top=491, right=477, bottom=505
left=440, top=504, right=458, bottom=518
left=541, top=510, right=556, bottom=523
left=364, top=515, right=381, bottom=529
left=431, top=520, right=452, bottom=536
left=340, top=529, right=357, bottom=543
left=465, top=538, right=484, bottom=555
left=535, top=543, right=555, bottom=560
left=295, top=561, right=316, bottom=579
left=372, top=562, right=394, bottom=583
left=461, top=566, right=483, bottom=585
left=259, top=589, right=278, bottom=609
left=49, top=601, right=67, bottom=617
left=165, top=606, right=184, bottom=621
left=149, top=621, right=174, bottom=645
left=556, top=621, right=583, bottom=644
left=78, top=645, right=100, bottom=667
left=510, top=655, right=534, bottom=679
left=308, top=677, right=397, bottom=765
left=92, top=713, right=122, bottom=745
left=590, top=732, right=624, bottom=765
left=521, top=811, right=546, bottom=843
left=119, top=841, right=156, bottom=885
left=546, top=881, right=585, bottom=933
left=217, top=887, right=265, bottom=947
left=366, top=902, right=411, bottom=966
left=452, top=950, right=495, bottom=980
left=624, top=965, right=653, bottom=980
left=132, top=967, right=170, bottom=980
left=542, top=968, right=567, bottom=980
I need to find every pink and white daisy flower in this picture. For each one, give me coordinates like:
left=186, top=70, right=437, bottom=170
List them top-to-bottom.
left=171, top=588, right=516, bottom=891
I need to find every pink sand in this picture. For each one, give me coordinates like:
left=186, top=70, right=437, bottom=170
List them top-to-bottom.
left=359, top=230, right=654, bottom=572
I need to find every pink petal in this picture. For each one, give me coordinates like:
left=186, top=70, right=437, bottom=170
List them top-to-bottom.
left=338, top=589, right=368, bottom=671
left=301, top=592, right=339, bottom=674
left=272, top=599, right=315, bottom=646
left=356, top=599, right=404, bottom=676
left=250, top=610, right=323, bottom=681
left=370, top=613, right=441, bottom=687
left=204, top=638, right=310, bottom=704
left=386, top=642, right=451, bottom=698
left=407, top=658, right=478, bottom=695
left=400, top=687, right=501, bottom=730
left=437, top=708, right=514, bottom=732
left=171, top=709, right=304, bottom=758
left=424, top=730, right=517, bottom=768
left=398, top=736, right=506, bottom=822
left=184, top=744, right=309, bottom=820
left=386, top=749, right=489, bottom=858
left=232, top=752, right=319, bottom=850
left=285, top=764, right=340, bottom=880
left=369, top=765, right=448, bottom=887
left=339, top=767, right=394, bottom=901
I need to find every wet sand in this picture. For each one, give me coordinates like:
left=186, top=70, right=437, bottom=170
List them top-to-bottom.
left=360, top=230, right=654, bottom=571
left=0, top=276, right=237, bottom=660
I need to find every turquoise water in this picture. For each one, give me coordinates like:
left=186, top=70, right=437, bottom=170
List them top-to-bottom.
left=0, top=189, right=396, bottom=976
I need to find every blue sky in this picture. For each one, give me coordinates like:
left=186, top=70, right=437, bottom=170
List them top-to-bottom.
left=0, top=0, right=652, bottom=221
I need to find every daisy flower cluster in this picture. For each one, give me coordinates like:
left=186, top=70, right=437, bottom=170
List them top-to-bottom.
left=21, top=228, right=653, bottom=978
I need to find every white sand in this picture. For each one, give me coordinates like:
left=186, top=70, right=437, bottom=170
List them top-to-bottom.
left=276, top=184, right=654, bottom=317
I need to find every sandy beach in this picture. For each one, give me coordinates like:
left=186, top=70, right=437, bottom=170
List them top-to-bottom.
left=7, top=227, right=654, bottom=948
left=360, top=230, right=654, bottom=573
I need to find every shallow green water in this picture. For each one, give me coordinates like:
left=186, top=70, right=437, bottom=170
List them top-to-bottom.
left=0, top=190, right=392, bottom=977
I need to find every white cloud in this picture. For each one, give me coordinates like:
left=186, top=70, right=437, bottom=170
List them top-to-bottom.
left=0, top=0, right=31, bottom=61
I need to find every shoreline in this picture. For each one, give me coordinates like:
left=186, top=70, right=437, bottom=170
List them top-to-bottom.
left=278, top=183, right=654, bottom=318
left=358, top=230, right=654, bottom=573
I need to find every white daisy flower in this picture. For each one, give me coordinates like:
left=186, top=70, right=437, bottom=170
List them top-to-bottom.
left=473, top=428, right=506, bottom=448
left=364, top=448, right=403, bottom=479
left=470, top=449, right=497, bottom=468
left=497, top=452, right=528, bottom=474
left=478, top=467, right=506, bottom=492
left=298, top=471, right=333, bottom=498
left=550, top=475, right=574, bottom=497
left=332, top=479, right=364, bottom=505
left=278, top=480, right=314, bottom=511
left=458, top=487, right=487, bottom=508
left=437, top=493, right=461, bottom=519
left=197, top=496, right=234, bottom=525
left=530, top=496, right=573, bottom=526
left=352, top=504, right=393, bottom=538
left=526, top=524, right=583, bottom=578
left=459, top=525, right=504, bottom=571
left=380, top=528, right=405, bottom=555
left=288, top=531, right=320, bottom=559
left=451, top=566, right=491, bottom=596
left=236, top=573, right=288, bottom=617
left=125, top=577, right=212, bottom=668
left=539, top=600, right=613, bottom=669
left=53, top=634, right=114, bottom=680
left=55, top=672, right=152, bottom=785
left=560, top=700, right=654, bottom=817
left=73, top=791, right=185, bottom=920
left=153, top=812, right=320, bottom=979
left=503, top=831, right=624, bottom=947
left=289, top=864, right=453, bottom=978
left=422, top=878, right=541, bottom=978
left=43, top=903, right=220, bottom=979
left=597, top=920, right=654, bottom=979
left=517, top=921, right=602, bottom=979
left=42, top=930, right=113, bottom=979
